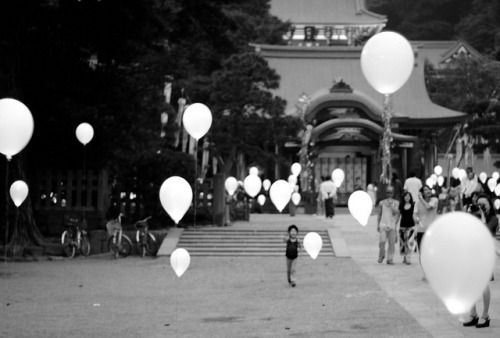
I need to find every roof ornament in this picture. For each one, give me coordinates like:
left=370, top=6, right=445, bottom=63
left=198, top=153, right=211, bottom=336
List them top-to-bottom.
left=330, top=77, right=353, bottom=93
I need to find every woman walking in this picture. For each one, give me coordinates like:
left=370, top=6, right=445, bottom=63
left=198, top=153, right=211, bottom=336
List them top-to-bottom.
left=396, top=191, right=416, bottom=265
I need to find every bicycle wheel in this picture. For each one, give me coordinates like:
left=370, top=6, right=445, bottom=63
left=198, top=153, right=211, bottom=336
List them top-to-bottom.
left=61, top=231, right=76, bottom=259
left=145, top=232, right=157, bottom=256
left=80, top=234, right=91, bottom=257
left=119, top=235, right=132, bottom=258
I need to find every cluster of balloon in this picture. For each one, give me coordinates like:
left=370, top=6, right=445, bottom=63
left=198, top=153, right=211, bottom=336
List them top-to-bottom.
left=360, top=31, right=414, bottom=95
left=0, top=98, right=34, bottom=161
left=182, top=103, right=212, bottom=140
left=76, top=122, right=94, bottom=145
left=291, top=162, right=301, bottom=177
left=331, top=168, right=345, bottom=188
left=243, top=174, right=262, bottom=198
left=159, top=176, right=193, bottom=225
left=224, top=176, right=238, bottom=196
left=10, top=180, right=29, bottom=207
left=269, top=180, right=292, bottom=212
left=348, top=191, right=373, bottom=226
left=291, top=192, right=301, bottom=206
left=257, top=194, right=266, bottom=206
left=421, top=212, right=496, bottom=315
left=303, top=232, right=322, bottom=259
left=170, top=248, right=191, bottom=277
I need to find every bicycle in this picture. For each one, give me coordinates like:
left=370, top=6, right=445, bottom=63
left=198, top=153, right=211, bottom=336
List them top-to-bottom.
left=61, top=216, right=91, bottom=259
left=135, top=216, right=157, bottom=257
left=107, top=227, right=132, bottom=259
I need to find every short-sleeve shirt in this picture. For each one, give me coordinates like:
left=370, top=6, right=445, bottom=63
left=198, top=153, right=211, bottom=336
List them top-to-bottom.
left=414, top=197, right=439, bottom=233
left=378, top=199, right=399, bottom=229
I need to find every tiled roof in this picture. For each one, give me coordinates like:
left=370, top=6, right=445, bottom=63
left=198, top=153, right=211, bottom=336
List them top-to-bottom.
left=270, top=0, right=387, bottom=25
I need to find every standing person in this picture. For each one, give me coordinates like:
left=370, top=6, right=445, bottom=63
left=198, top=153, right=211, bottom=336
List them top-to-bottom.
left=462, top=167, right=480, bottom=209
left=403, top=171, right=422, bottom=202
left=391, top=173, right=403, bottom=203
left=353, top=176, right=363, bottom=191
left=316, top=177, right=325, bottom=216
left=321, top=177, right=337, bottom=218
left=414, top=185, right=439, bottom=280
left=377, top=186, right=400, bottom=265
left=443, top=186, right=463, bottom=213
left=396, top=191, right=416, bottom=265
left=463, top=195, right=498, bottom=328
left=283, top=225, right=301, bottom=287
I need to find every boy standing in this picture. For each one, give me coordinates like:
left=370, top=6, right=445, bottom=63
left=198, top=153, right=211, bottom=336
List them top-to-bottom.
left=377, top=186, right=400, bottom=265
left=283, top=224, right=301, bottom=287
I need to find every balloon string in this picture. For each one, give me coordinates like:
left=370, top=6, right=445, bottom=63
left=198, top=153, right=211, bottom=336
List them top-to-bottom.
left=194, top=140, right=198, bottom=229
left=82, top=145, right=86, bottom=222
left=4, top=159, right=8, bottom=262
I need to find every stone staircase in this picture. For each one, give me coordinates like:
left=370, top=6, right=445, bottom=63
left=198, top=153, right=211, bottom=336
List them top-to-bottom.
left=176, top=229, right=334, bottom=256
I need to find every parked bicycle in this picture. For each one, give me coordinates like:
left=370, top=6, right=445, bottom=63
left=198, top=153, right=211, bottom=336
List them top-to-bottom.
left=107, top=213, right=132, bottom=259
left=61, top=216, right=91, bottom=259
left=135, top=216, right=157, bottom=257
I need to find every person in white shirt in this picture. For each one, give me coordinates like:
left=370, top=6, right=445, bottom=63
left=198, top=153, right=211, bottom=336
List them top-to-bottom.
left=461, top=167, right=480, bottom=208
left=403, top=171, right=422, bottom=202
left=320, top=177, right=337, bottom=218
left=377, top=186, right=400, bottom=265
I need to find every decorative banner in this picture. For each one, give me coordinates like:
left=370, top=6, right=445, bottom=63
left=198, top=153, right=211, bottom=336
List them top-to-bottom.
left=360, top=31, right=414, bottom=95
left=0, top=98, right=34, bottom=160
left=182, top=103, right=212, bottom=140
left=76, top=122, right=94, bottom=145
left=291, top=162, right=302, bottom=177
left=434, top=165, right=443, bottom=176
left=249, top=167, right=259, bottom=176
left=331, top=168, right=345, bottom=188
left=479, top=172, right=487, bottom=184
left=243, top=175, right=262, bottom=198
left=159, top=176, right=193, bottom=224
left=224, top=177, right=238, bottom=196
left=487, top=178, right=496, bottom=192
left=262, top=179, right=271, bottom=191
left=10, top=180, right=29, bottom=207
left=269, top=180, right=292, bottom=212
left=348, top=191, right=373, bottom=226
left=291, top=192, right=301, bottom=206
left=257, top=194, right=266, bottom=206
left=421, top=212, right=495, bottom=315
left=303, top=232, right=322, bottom=259
left=170, top=248, right=191, bottom=277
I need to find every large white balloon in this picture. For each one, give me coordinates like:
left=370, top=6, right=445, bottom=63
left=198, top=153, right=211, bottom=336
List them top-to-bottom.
left=360, top=31, right=414, bottom=94
left=0, top=98, right=34, bottom=160
left=182, top=103, right=212, bottom=140
left=76, top=122, right=94, bottom=145
left=291, top=162, right=302, bottom=177
left=331, top=168, right=345, bottom=188
left=479, top=172, right=487, bottom=184
left=243, top=175, right=262, bottom=198
left=159, top=176, right=193, bottom=224
left=224, top=177, right=238, bottom=196
left=487, top=178, right=497, bottom=192
left=262, top=179, right=271, bottom=191
left=10, top=180, right=29, bottom=207
left=269, top=180, right=292, bottom=212
left=348, top=191, right=373, bottom=226
left=291, top=192, right=301, bottom=206
left=257, top=194, right=266, bottom=206
left=421, top=212, right=495, bottom=315
left=303, top=232, right=322, bottom=259
left=170, top=248, right=191, bottom=277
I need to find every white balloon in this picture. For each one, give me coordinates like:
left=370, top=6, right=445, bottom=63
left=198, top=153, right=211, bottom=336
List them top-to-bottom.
left=360, top=31, right=414, bottom=94
left=0, top=98, right=34, bottom=160
left=182, top=103, right=212, bottom=140
left=76, top=122, right=94, bottom=145
left=291, top=162, right=301, bottom=177
left=433, top=165, right=443, bottom=176
left=249, top=167, right=259, bottom=176
left=451, top=167, right=460, bottom=179
left=332, top=168, right=345, bottom=188
left=458, top=169, right=467, bottom=181
left=493, top=171, right=500, bottom=181
left=479, top=172, right=487, bottom=184
left=287, top=174, right=297, bottom=187
left=430, top=174, right=438, bottom=184
left=243, top=175, right=262, bottom=198
left=437, top=175, right=444, bottom=187
left=159, top=176, right=192, bottom=224
left=224, top=177, right=238, bottom=196
left=425, top=177, right=434, bottom=188
left=487, top=178, right=497, bottom=192
left=262, top=179, right=271, bottom=191
left=10, top=180, right=29, bottom=207
left=269, top=180, right=292, bottom=212
left=495, top=184, right=500, bottom=197
left=348, top=191, right=373, bottom=226
left=291, top=192, right=301, bottom=206
left=257, top=194, right=266, bottom=206
left=495, top=199, right=500, bottom=210
left=421, top=212, right=495, bottom=315
left=303, top=232, right=322, bottom=259
left=170, top=248, right=191, bottom=277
